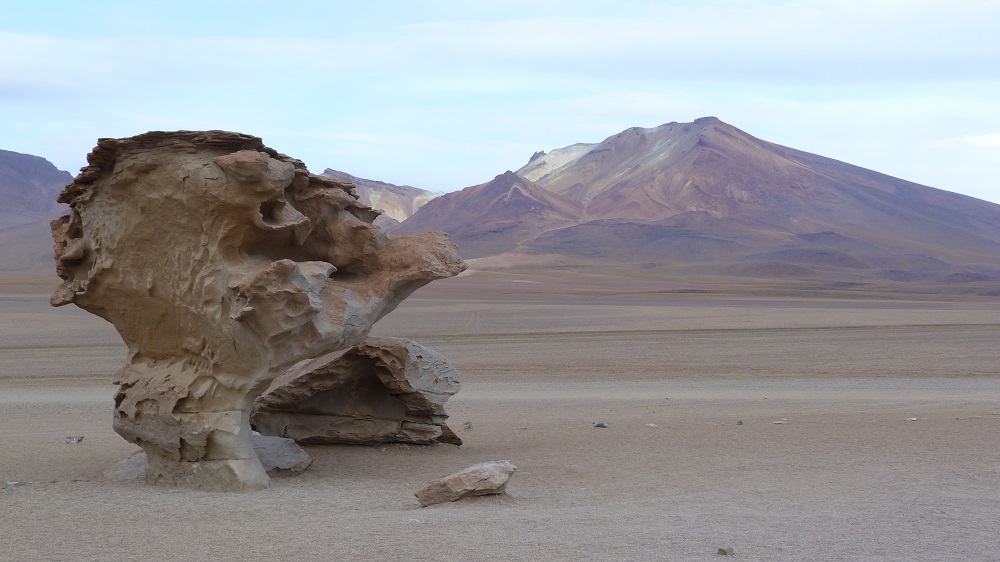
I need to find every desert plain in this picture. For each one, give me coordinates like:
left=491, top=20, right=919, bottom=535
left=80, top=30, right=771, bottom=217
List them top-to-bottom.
left=1, top=268, right=998, bottom=562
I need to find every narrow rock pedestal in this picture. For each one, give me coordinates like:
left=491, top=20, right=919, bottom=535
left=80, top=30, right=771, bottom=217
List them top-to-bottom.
left=108, top=435, right=313, bottom=483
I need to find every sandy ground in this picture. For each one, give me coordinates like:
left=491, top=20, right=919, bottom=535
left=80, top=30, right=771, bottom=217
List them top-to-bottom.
left=1, top=274, right=999, bottom=561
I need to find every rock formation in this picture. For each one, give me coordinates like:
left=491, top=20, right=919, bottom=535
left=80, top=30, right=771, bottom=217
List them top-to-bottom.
left=51, top=131, right=466, bottom=490
left=252, top=337, right=462, bottom=446
left=415, top=460, right=517, bottom=507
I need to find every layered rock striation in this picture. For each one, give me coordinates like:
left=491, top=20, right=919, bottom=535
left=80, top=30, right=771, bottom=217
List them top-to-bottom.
left=51, top=131, right=466, bottom=490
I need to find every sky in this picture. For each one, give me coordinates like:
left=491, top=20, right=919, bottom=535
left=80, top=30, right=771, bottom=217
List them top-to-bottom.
left=2, top=0, right=998, bottom=203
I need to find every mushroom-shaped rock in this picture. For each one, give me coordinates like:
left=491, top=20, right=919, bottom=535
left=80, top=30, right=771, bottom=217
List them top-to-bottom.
left=51, top=131, right=466, bottom=491
left=252, top=337, right=462, bottom=446
left=415, top=460, right=517, bottom=507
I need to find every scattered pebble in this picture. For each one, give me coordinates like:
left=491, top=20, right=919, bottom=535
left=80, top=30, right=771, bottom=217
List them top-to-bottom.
left=905, top=418, right=918, bottom=421
left=770, top=419, right=788, bottom=425
left=736, top=420, right=743, bottom=425
left=462, top=421, right=473, bottom=431
left=593, top=421, right=609, bottom=428
left=645, top=423, right=658, bottom=427
left=65, top=436, right=84, bottom=444
left=3, top=480, right=86, bottom=489
left=717, top=547, right=734, bottom=556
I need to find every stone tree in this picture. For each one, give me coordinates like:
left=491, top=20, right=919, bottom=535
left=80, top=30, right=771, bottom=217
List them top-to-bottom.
left=51, top=131, right=466, bottom=490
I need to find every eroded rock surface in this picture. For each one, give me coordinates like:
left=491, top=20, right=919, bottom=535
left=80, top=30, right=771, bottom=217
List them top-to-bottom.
left=52, top=131, right=465, bottom=490
left=252, top=337, right=462, bottom=446
left=415, top=460, right=517, bottom=507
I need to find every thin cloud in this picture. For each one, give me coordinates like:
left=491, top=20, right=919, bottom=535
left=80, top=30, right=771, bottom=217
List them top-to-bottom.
left=0, top=1, right=998, bottom=202
left=932, top=133, right=1000, bottom=149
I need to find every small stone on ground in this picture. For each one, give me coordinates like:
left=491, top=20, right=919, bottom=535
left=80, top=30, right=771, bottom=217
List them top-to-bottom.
left=415, top=460, right=516, bottom=507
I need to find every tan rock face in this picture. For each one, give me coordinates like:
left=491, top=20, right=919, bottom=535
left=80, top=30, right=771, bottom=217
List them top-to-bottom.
left=51, top=131, right=466, bottom=490
left=252, top=337, right=462, bottom=446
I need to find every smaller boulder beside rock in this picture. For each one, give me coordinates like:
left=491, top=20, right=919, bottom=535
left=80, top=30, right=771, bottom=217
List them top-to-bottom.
left=252, top=337, right=462, bottom=446
left=251, top=435, right=313, bottom=476
left=415, top=460, right=517, bottom=507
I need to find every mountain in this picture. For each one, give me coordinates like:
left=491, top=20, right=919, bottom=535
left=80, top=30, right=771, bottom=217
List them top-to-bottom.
left=396, top=118, right=1000, bottom=290
left=520, top=118, right=997, bottom=236
left=6, top=127, right=1000, bottom=293
left=0, top=149, right=72, bottom=228
left=0, top=150, right=73, bottom=275
left=321, top=169, right=440, bottom=228
left=391, top=170, right=583, bottom=257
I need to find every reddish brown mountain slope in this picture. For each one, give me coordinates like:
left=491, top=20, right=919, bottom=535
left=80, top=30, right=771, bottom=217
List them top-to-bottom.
left=520, top=118, right=1000, bottom=278
left=521, top=118, right=997, bottom=249
left=391, top=171, right=582, bottom=257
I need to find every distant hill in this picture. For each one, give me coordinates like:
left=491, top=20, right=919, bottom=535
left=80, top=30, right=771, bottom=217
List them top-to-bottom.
left=395, top=118, right=1000, bottom=291
left=0, top=149, right=71, bottom=228
left=0, top=150, right=73, bottom=275
left=321, top=169, right=440, bottom=228
left=392, top=171, right=582, bottom=257
left=0, top=220, right=58, bottom=274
